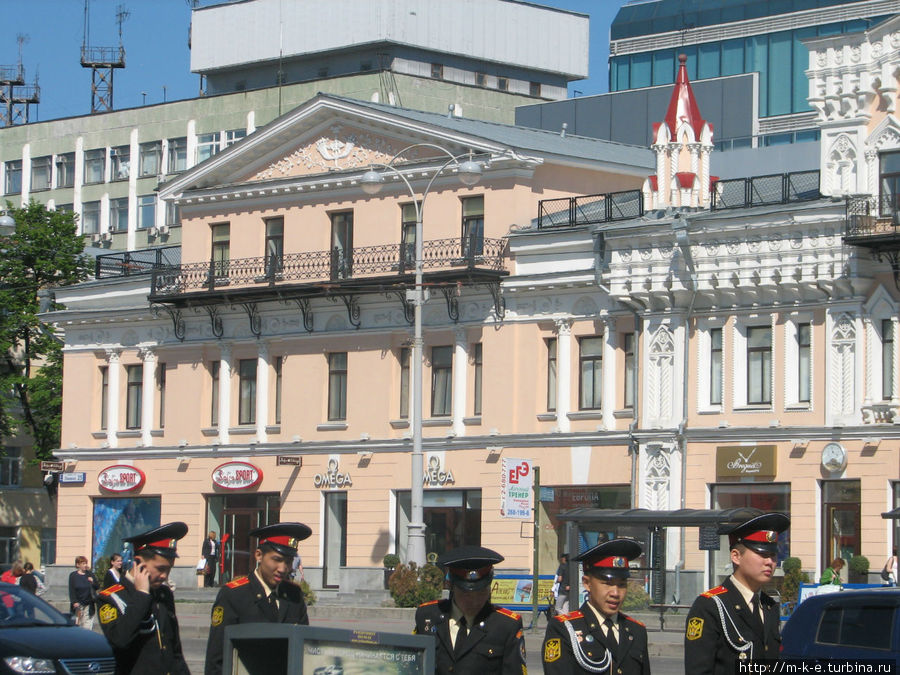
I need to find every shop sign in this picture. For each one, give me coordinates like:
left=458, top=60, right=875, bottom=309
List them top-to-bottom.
left=716, top=445, right=776, bottom=478
left=277, top=455, right=302, bottom=467
left=423, top=455, right=454, bottom=487
left=314, top=458, right=352, bottom=489
left=500, top=458, right=533, bottom=519
left=40, top=460, right=64, bottom=472
left=212, top=461, right=262, bottom=490
left=98, top=465, right=145, bottom=492
left=59, top=472, right=86, bottom=485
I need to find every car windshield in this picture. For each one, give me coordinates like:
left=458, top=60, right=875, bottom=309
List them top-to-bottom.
left=0, top=585, right=68, bottom=627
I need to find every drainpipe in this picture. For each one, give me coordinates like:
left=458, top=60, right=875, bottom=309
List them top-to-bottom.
left=672, top=212, right=698, bottom=604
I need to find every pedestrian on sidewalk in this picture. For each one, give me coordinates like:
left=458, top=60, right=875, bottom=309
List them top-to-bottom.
left=204, top=522, right=312, bottom=675
left=201, top=531, right=219, bottom=587
left=103, top=553, right=124, bottom=588
left=68, top=556, right=98, bottom=629
left=819, top=557, right=844, bottom=586
left=19, top=563, right=39, bottom=595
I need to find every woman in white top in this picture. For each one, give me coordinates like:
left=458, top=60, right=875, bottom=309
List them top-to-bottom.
left=884, top=549, right=898, bottom=586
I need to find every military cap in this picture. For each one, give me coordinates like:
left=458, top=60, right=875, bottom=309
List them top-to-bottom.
left=725, top=512, right=789, bottom=555
left=124, top=521, right=188, bottom=559
left=250, top=522, right=312, bottom=558
left=576, top=538, right=642, bottom=580
left=437, top=545, right=504, bottom=591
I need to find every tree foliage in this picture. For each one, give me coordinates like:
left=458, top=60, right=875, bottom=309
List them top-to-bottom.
left=0, top=201, right=90, bottom=459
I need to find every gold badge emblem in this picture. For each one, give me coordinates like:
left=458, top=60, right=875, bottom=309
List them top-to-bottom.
left=765, top=531, right=777, bottom=542
left=98, top=604, right=117, bottom=624
left=211, top=605, right=224, bottom=627
left=686, top=617, right=704, bottom=640
left=544, top=638, right=561, bottom=662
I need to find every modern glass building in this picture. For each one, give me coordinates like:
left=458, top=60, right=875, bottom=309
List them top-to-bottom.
left=610, top=0, right=894, bottom=118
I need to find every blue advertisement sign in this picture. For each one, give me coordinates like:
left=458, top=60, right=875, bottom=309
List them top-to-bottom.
left=91, top=497, right=161, bottom=569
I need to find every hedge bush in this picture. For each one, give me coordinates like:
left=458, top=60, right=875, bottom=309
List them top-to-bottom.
left=388, top=562, right=444, bottom=608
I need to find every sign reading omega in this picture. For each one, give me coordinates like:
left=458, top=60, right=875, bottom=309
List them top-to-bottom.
left=423, top=455, right=455, bottom=487
left=314, top=458, right=353, bottom=489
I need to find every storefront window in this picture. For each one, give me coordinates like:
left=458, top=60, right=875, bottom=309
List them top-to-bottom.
left=822, top=480, right=860, bottom=567
left=710, top=483, right=791, bottom=584
left=396, top=489, right=482, bottom=563
left=206, top=493, right=280, bottom=584
left=92, top=497, right=162, bottom=569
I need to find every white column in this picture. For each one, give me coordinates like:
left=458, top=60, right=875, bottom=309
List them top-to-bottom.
left=602, top=318, right=617, bottom=431
left=556, top=319, right=572, bottom=433
left=452, top=328, right=467, bottom=437
left=255, top=342, right=270, bottom=444
left=218, top=343, right=232, bottom=445
left=139, top=347, right=157, bottom=447
left=105, top=349, right=121, bottom=448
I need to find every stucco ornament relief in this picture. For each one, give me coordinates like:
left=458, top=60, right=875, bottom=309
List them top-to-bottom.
left=704, top=239, right=720, bottom=255
left=725, top=239, right=740, bottom=255
left=647, top=326, right=675, bottom=422
left=641, top=444, right=672, bottom=511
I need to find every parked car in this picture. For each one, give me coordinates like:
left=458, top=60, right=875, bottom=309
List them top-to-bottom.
left=0, top=581, right=115, bottom=674
left=781, top=586, right=900, bottom=666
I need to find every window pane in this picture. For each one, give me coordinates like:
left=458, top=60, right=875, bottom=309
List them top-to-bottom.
left=167, top=137, right=187, bottom=173
left=139, top=141, right=161, bottom=177
left=111, top=145, right=130, bottom=180
left=84, top=149, right=105, bottom=184
left=56, top=153, right=75, bottom=188
left=31, top=156, right=51, bottom=191
left=5, top=160, right=21, bottom=194
left=138, top=195, right=155, bottom=229
left=110, top=197, right=129, bottom=232
left=81, top=201, right=100, bottom=235
left=883, top=320, right=894, bottom=400
left=799, top=323, right=811, bottom=403
left=711, top=327, right=723, bottom=406
left=624, top=333, right=635, bottom=408
left=579, top=337, right=603, bottom=410
left=547, top=338, right=557, bottom=412
left=473, top=343, right=483, bottom=416
left=431, top=346, right=452, bottom=417
left=399, top=348, right=410, bottom=420
left=328, top=353, right=347, bottom=421
left=274, top=356, right=282, bottom=425
left=239, top=359, right=256, bottom=425
left=211, top=361, right=220, bottom=426
left=126, top=365, right=142, bottom=429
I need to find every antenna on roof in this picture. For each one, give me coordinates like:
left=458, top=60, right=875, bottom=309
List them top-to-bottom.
left=560, top=122, right=567, bottom=138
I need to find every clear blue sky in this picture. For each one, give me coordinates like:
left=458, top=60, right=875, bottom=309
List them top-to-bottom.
left=2, top=0, right=629, bottom=123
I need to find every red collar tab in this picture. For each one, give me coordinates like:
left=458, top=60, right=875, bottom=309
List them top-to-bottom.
left=589, top=556, right=628, bottom=569
left=449, top=565, right=492, bottom=581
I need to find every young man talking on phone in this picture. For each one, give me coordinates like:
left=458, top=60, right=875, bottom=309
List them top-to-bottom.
left=96, top=522, right=191, bottom=675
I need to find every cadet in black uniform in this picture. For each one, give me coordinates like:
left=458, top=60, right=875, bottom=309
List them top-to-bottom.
left=684, top=512, right=790, bottom=674
left=96, top=522, right=190, bottom=675
left=204, top=522, right=312, bottom=675
left=542, top=539, right=651, bottom=675
left=413, top=545, right=527, bottom=675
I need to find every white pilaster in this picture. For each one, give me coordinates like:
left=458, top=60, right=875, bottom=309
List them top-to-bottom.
left=555, top=319, right=572, bottom=433
left=452, top=329, right=467, bottom=437
left=255, top=342, right=270, bottom=444
left=218, top=343, right=232, bottom=445
left=139, top=347, right=157, bottom=447
left=105, top=349, right=121, bottom=448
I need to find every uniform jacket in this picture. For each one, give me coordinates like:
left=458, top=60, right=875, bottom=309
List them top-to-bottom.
left=204, top=572, right=309, bottom=675
left=96, top=576, right=190, bottom=675
left=683, top=577, right=781, bottom=674
left=413, top=597, right=527, bottom=675
left=542, top=602, right=650, bottom=675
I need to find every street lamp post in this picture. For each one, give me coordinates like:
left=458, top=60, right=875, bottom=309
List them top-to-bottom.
left=361, top=145, right=483, bottom=566
left=0, top=212, right=15, bottom=237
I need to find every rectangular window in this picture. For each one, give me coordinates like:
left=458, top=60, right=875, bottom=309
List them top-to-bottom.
left=431, top=63, right=443, bottom=79
left=475, top=72, right=486, bottom=87
left=497, top=76, right=509, bottom=91
left=529, top=81, right=541, bottom=97
left=224, top=129, right=246, bottom=147
left=196, top=131, right=221, bottom=164
left=167, top=137, right=187, bottom=173
left=139, top=141, right=161, bottom=177
left=110, top=145, right=130, bottom=181
left=83, top=148, right=105, bottom=184
left=55, top=153, right=75, bottom=188
left=30, top=156, right=51, bottom=191
left=4, top=160, right=21, bottom=194
left=138, top=195, right=155, bottom=229
left=461, top=195, right=484, bottom=257
left=110, top=197, right=129, bottom=232
left=165, top=200, right=180, bottom=226
left=81, top=201, right=100, bottom=235
left=401, top=203, right=416, bottom=270
left=330, top=211, right=353, bottom=279
left=265, top=217, right=284, bottom=277
left=211, top=223, right=230, bottom=278
left=883, top=319, right=894, bottom=401
left=798, top=323, right=811, bottom=403
left=747, top=326, right=772, bottom=405
left=711, top=327, right=723, bottom=406
left=624, top=333, right=635, bottom=409
left=579, top=336, right=603, bottom=410
left=547, top=338, right=557, bottom=412
left=473, top=343, right=483, bottom=416
left=431, top=346, right=453, bottom=417
left=399, top=347, right=410, bottom=420
left=328, top=353, right=348, bottom=421
left=274, top=356, right=283, bottom=425
left=238, top=359, right=257, bottom=425
left=210, top=361, right=220, bottom=426
left=158, top=363, right=166, bottom=429
left=126, top=364, right=143, bottom=429
left=100, top=365, right=108, bottom=430
left=0, top=448, right=22, bottom=487
left=0, top=527, right=16, bottom=565
left=40, top=528, right=56, bottom=565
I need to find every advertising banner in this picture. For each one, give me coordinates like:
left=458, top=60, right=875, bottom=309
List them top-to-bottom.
left=500, top=458, right=533, bottom=519
left=490, top=575, right=556, bottom=609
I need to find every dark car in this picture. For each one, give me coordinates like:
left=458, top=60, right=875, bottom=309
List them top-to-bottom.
left=0, top=582, right=115, bottom=674
left=781, top=586, right=900, bottom=666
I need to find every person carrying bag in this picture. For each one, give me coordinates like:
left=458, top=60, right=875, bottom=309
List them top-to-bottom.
left=881, top=550, right=897, bottom=585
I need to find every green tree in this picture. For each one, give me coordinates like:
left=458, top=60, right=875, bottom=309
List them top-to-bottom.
left=0, top=201, right=90, bottom=459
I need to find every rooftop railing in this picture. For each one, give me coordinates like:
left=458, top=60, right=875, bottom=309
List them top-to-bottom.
left=711, top=170, right=820, bottom=211
left=537, top=189, right=643, bottom=229
left=95, top=246, right=181, bottom=279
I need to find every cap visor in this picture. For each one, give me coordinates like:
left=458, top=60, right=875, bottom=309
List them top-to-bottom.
left=451, top=576, right=493, bottom=591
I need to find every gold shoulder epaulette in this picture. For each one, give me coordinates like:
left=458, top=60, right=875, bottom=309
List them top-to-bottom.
left=226, top=576, right=249, bottom=588
left=99, top=584, right=124, bottom=596
left=701, top=585, right=727, bottom=598
left=418, top=599, right=439, bottom=607
left=496, top=607, right=521, bottom=621
left=555, top=609, right=584, bottom=622
left=625, top=615, right=645, bottom=627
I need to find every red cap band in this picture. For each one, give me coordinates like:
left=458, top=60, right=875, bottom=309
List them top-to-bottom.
left=736, top=530, right=778, bottom=544
left=261, top=535, right=297, bottom=548
left=141, top=538, right=177, bottom=551
left=588, top=556, right=628, bottom=569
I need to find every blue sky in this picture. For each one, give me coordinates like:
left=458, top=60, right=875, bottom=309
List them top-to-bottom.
left=2, top=0, right=628, bottom=123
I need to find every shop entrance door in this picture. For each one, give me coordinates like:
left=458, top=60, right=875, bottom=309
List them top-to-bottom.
left=822, top=480, right=861, bottom=572
left=323, top=492, right=347, bottom=588
left=207, top=493, right=280, bottom=584
left=223, top=509, right=257, bottom=581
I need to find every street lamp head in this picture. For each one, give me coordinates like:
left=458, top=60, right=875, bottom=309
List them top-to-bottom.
left=457, top=159, right=483, bottom=186
left=360, top=169, right=385, bottom=195
left=0, top=213, right=15, bottom=237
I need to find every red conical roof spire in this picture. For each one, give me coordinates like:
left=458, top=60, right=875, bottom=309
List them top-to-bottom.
left=664, top=54, right=707, bottom=140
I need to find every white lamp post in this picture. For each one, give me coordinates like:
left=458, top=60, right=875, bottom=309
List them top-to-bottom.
left=360, top=145, right=483, bottom=566
left=0, top=212, right=15, bottom=237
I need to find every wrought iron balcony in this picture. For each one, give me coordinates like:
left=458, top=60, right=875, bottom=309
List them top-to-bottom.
left=711, top=170, right=820, bottom=210
left=537, top=189, right=643, bottom=229
left=844, top=194, right=900, bottom=241
left=149, top=236, right=507, bottom=300
left=95, top=246, right=181, bottom=279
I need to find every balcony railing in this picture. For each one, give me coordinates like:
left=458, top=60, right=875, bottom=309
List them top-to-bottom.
left=711, top=170, right=820, bottom=210
left=537, top=189, right=643, bottom=229
left=845, top=194, right=900, bottom=239
left=150, top=236, right=507, bottom=298
left=95, top=245, right=181, bottom=279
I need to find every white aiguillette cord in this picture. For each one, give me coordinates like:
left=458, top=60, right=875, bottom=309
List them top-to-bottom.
left=562, top=619, right=612, bottom=673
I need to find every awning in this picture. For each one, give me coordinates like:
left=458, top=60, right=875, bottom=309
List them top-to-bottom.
left=557, top=507, right=765, bottom=531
